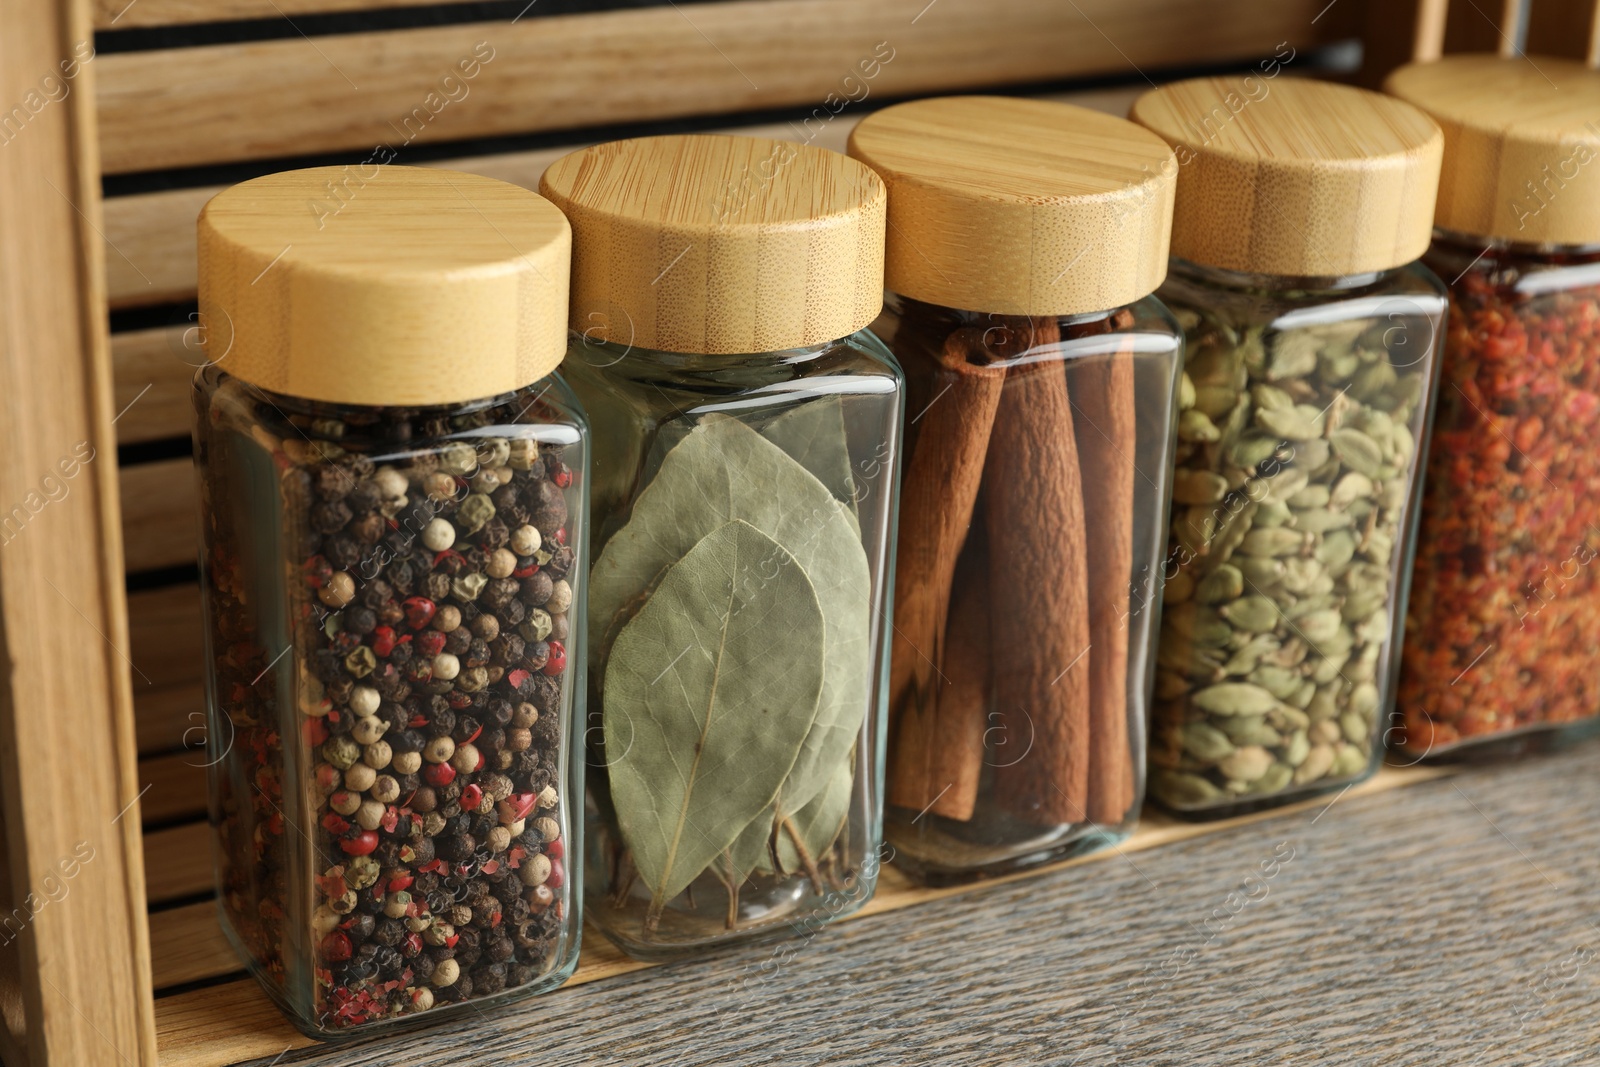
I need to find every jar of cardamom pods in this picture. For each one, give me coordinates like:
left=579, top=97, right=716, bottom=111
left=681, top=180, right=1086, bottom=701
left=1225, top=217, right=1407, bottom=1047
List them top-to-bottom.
left=1386, top=56, right=1600, bottom=760
left=1130, top=77, right=1447, bottom=817
left=849, top=97, right=1183, bottom=881
left=539, top=134, right=901, bottom=958
left=194, top=167, right=587, bottom=1034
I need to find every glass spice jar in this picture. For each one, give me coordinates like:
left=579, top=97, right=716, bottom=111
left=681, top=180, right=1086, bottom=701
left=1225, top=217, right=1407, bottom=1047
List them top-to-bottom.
left=1386, top=56, right=1600, bottom=759
left=1130, top=77, right=1448, bottom=817
left=847, top=97, right=1183, bottom=881
left=540, top=135, right=900, bottom=958
left=193, top=167, right=586, bottom=1035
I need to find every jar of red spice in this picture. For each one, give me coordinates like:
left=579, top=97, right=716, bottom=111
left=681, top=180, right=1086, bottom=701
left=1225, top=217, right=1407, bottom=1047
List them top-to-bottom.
left=1386, top=56, right=1600, bottom=759
left=1131, top=77, right=1447, bottom=816
left=850, top=97, right=1183, bottom=880
left=194, top=167, right=586, bottom=1034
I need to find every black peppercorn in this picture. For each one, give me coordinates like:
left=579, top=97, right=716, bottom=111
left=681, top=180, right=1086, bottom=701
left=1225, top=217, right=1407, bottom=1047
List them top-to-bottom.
left=545, top=545, right=574, bottom=581
left=345, top=606, right=377, bottom=636
left=451, top=715, right=481, bottom=745
left=441, top=833, right=476, bottom=862
left=345, top=913, right=375, bottom=941
left=372, top=918, right=405, bottom=947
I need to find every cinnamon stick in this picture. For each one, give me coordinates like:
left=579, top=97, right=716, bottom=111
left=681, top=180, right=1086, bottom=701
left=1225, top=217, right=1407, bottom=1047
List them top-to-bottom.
left=984, top=316, right=1093, bottom=825
left=887, top=327, right=1006, bottom=731
left=1072, top=344, right=1138, bottom=826
left=888, top=533, right=990, bottom=820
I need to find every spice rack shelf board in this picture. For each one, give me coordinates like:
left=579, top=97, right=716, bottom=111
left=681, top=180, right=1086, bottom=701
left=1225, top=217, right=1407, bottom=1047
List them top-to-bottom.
left=91, top=0, right=1355, bottom=175
left=92, top=0, right=478, bottom=29
left=282, top=747, right=1600, bottom=1067
left=146, top=763, right=1448, bottom=1067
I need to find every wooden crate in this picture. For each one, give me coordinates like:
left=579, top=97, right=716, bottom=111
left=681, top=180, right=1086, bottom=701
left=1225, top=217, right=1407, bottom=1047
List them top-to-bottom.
left=2, top=0, right=1595, bottom=1063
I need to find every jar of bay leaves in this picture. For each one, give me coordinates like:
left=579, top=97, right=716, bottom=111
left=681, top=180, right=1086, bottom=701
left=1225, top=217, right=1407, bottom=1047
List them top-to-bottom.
left=1385, top=56, right=1600, bottom=760
left=1130, top=78, right=1448, bottom=817
left=848, top=97, right=1183, bottom=881
left=539, top=135, right=900, bottom=957
left=193, top=168, right=587, bottom=1035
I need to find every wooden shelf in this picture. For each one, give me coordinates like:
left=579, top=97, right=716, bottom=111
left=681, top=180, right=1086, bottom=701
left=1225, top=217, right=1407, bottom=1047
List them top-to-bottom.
left=148, top=764, right=1449, bottom=1066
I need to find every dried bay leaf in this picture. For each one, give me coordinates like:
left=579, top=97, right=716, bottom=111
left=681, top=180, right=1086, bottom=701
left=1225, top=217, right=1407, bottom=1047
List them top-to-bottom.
left=760, top=398, right=858, bottom=510
left=590, top=414, right=872, bottom=841
left=605, top=519, right=825, bottom=915
left=776, top=757, right=853, bottom=876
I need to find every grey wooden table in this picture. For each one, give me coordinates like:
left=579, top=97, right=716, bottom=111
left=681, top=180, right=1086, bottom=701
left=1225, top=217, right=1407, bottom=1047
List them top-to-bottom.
left=270, top=747, right=1599, bottom=1067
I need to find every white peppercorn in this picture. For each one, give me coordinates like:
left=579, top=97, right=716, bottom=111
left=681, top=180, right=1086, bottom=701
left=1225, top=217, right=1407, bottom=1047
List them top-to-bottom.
left=422, top=518, right=456, bottom=552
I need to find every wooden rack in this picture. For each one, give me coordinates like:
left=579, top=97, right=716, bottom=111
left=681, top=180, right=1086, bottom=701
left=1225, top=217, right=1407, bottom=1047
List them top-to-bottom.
left=2, top=0, right=1598, bottom=1063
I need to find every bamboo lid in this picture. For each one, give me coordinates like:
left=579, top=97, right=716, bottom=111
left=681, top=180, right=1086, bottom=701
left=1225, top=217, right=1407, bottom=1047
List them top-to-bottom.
left=1385, top=55, right=1600, bottom=246
left=1130, top=77, right=1443, bottom=277
left=847, top=96, right=1177, bottom=316
left=538, top=134, right=885, bottom=355
left=197, top=166, right=571, bottom=407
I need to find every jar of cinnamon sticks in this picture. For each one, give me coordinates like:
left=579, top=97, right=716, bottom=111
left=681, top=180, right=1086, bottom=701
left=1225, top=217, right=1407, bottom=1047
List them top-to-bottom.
left=1384, top=57, right=1600, bottom=761
left=1131, top=78, right=1448, bottom=817
left=849, top=97, right=1184, bottom=881
left=540, top=135, right=901, bottom=957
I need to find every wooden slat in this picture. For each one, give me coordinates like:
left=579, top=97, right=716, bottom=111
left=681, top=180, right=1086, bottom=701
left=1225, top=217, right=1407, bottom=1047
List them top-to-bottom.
left=0, top=0, right=160, bottom=1061
left=94, top=0, right=1356, bottom=174
left=94, top=0, right=477, bottom=29
left=1360, top=0, right=1451, bottom=81
left=1443, top=0, right=1525, bottom=54
left=1526, top=0, right=1600, bottom=64
left=97, top=85, right=1142, bottom=315
left=114, top=328, right=198, bottom=446
left=121, top=458, right=196, bottom=573
left=128, top=585, right=205, bottom=691
left=136, top=682, right=205, bottom=756
left=138, top=753, right=207, bottom=826
left=150, top=764, right=1451, bottom=1064
left=143, top=822, right=213, bottom=906
left=148, top=904, right=238, bottom=990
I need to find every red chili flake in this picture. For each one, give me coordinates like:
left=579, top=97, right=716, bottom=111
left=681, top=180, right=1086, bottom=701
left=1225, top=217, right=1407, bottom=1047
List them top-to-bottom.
left=1401, top=243, right=1600, bottom=753
left=513, top=565, right=538, bottom=578
left=371, top=626, right=397, bottom=657
left=543, top=640, right=567, bottom=676
left=507, top=669, right=531, bottom=690
left=303, top=718, right=329, bottom=747
left=465, top=723, right=483, bottom=745
left=424, top=762, right=456, bottom=787
left=460, top=784, right=484, bottom=811
left=380, top=807, right=400, bottom=833
left=321, top=812, right=350, bottom=835
left=507, top=845, right=526, bottom=869
left=316, top=871, right=348, bottom=897
left=387, top=873, right=413, bottom=892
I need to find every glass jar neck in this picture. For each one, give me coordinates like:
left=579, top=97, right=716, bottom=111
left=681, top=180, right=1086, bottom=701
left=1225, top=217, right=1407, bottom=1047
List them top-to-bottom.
left=1169, top=257, right=1399, bottom=296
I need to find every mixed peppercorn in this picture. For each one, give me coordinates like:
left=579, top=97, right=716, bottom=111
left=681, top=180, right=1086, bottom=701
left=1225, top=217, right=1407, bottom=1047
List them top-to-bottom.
left=1399, top=240, right=1600, bottom=753
left=198, top=374, right=579, bottom=1031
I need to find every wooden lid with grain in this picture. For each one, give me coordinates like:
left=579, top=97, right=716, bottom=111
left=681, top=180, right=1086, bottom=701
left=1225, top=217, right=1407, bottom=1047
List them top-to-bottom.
left=1385, top=55, right=1600, bottom=247
left=1130, top=77, right=1443, bottom=277
left=847, top=96, right=1177, bottom=316
left=538, top=134, right=885, bottom=355
left=197, top=166, right=571, bottom=407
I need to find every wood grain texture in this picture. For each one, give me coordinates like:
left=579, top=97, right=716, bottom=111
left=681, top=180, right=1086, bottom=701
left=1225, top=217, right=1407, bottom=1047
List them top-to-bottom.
left=0, top=0, right=159, bottom=1061
left=92, top=0, right=1356, bottom=175
left=92, top=0, right=479, bottom=29
left=1442, top=0, right=1525, bottom=55
left=1385, top=54, right=1600, bottom=246
left=1131, top=76, right=1444, bottom=277
left=98, top=89, right=1145, bottom=316
left=848, top=96, right=1175, bottom=316
left=540, top=133, right=884, bottom=354
left=199, top=167, right=571, bottom=406
left=113, top=328, right=198, bottom=446
left=121, top=458, right=196, bottom=573
left=129, top=584, right=205, bottom=691
left=135, top=682, right=206, bottom=756
left=159, top=750, right=1592, bottom=1067
left=137, top=753, right=207, bottom=826
left=144, top=762, right=1466, bottom=1065
left=143, top=822, right=213, bottom=906
left=149, top=903, right=238, bottom=989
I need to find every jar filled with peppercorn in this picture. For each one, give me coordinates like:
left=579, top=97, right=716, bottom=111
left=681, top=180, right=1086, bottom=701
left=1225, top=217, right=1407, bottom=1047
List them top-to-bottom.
left=1385, top=56, right=1600, bottom=759
left=1130, top=77, right=1448, bottom=817
left=848, top=97, right=1183, bottom=881
left=539, top=134, right=900, bottom=957
left=193, top=167, right=587, bottom=1034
